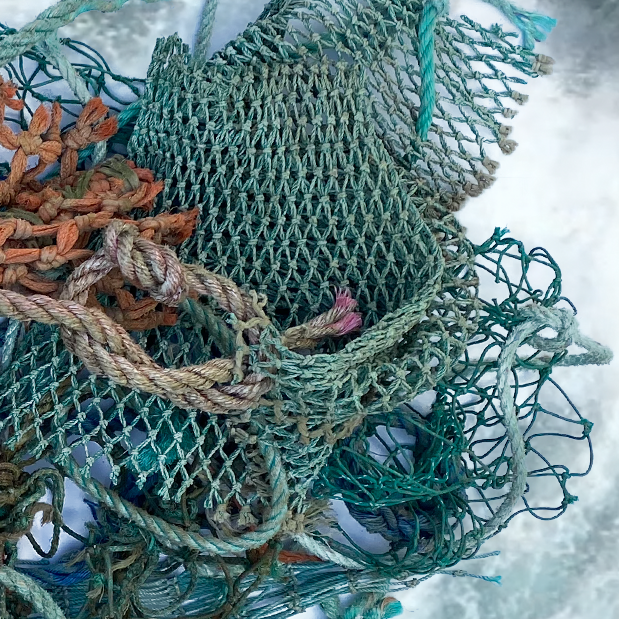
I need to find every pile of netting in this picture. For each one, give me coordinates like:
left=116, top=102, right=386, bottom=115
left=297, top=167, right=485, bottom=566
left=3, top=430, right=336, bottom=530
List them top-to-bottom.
left=0, top=1, right=611, bottom=618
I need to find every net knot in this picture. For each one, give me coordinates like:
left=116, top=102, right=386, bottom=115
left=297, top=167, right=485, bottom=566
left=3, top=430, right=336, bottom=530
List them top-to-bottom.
left=102, top=219, right=188, bottom=306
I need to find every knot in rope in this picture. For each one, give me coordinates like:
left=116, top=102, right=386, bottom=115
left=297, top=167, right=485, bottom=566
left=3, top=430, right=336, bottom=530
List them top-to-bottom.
left=103, top=220, right=187, bottom=306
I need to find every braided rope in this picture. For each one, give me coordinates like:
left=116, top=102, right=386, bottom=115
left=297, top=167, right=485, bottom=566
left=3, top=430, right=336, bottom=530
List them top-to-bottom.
left=61, top=439, right=289, bottom=554
left=0, top=567, right=67, bottom=619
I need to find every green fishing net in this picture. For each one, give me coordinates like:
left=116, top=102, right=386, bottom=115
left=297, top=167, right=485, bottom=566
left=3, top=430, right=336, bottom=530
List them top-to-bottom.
left=0, top=1, right=611, bottom=618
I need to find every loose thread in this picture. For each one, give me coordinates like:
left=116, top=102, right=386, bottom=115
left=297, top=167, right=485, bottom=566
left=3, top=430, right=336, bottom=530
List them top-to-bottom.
left=479, top=0, right=557, bottom=50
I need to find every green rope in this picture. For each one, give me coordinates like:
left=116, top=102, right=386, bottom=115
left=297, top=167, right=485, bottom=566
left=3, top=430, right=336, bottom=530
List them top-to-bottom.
left=0, top=0, right=168, bottom=68
left=194, top=0, right=218, bottom=60
left=416, top=0, right=449, bottom=141
left=60, top=439, right=290, bottom=555
left=0, top=567, right=67, bottom=619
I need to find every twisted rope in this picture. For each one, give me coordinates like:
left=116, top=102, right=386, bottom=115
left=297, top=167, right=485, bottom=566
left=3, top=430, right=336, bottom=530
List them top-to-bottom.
left=194, top=0, right=218, bottom=60
left=416, top=0, right=449, bottom=141
left=0, top=221, right=361, bottom=413
left=467, top=304, right=611, bottom=547
left=61, top=439, right=289, bottom=554
left=0, top=567, right=67, bottom=619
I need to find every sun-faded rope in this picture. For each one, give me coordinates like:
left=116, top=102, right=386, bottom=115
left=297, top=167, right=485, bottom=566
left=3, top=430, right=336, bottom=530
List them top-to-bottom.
left=0, top=0, right=168, bottom=68
left=194, top=0, right=219, bottom=60
left=38, top=33, right=108, bottom=163
left=0, top=221, right=362, bottom=413
left=466, top=303, right=611, bottom=548
left=60, top=439, right=289, bottom=555
left=0, top=567, right=67, bottom=619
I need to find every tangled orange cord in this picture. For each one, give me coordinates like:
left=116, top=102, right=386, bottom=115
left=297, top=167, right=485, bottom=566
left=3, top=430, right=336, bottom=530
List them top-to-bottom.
left=0, top=77, right=198, bottom=330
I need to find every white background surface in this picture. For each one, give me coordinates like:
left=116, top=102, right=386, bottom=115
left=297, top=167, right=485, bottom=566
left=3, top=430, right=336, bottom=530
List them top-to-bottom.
left=1, top=1, right=618, bottom=617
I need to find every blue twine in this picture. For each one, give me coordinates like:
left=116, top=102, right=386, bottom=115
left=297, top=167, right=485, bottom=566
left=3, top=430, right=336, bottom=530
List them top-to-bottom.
left=480, top=0, right=557, bottom=50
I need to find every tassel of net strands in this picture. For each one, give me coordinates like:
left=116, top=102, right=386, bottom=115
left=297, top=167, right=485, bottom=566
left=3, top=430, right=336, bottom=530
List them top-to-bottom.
left=416, top=0, right=557, bottom=141
left=480, top=0, right=557, bottom=51
left=0, top=220, right=362, bottom=414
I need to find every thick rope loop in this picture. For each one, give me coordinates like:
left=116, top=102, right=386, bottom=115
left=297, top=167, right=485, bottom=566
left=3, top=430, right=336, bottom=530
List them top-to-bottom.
left=0, top=221, right=363, bottom=413
left=464, top=303, right=611, bottom=551
left=61, top=438, right=289, bottom=555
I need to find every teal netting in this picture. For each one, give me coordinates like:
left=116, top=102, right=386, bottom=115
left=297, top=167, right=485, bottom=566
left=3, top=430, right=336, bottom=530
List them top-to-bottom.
left=0, top=1, right=611, bottom=618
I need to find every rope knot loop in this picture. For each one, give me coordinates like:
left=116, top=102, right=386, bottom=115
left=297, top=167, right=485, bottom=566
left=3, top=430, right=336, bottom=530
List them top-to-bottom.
left=103, top=220, right=187, bottom=306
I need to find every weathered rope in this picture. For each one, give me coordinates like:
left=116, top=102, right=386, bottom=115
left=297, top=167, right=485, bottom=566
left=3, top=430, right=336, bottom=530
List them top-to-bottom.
left=0, top=0, right=168, bottom=69
left=194, top=0, right=218, bottom=60
left=0, top=221, right=361, bottom=413
left=467, top=304, right=611, bottom=547
left=61, top=439, right=289, bottom=555
left=294, top=534, right=365, bottom=570
left=0, top=567, right=67, bottom=619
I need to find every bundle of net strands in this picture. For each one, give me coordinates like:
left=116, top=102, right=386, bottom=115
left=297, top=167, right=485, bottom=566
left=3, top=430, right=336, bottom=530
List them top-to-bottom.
left=0, top=1, right=612, bottom=618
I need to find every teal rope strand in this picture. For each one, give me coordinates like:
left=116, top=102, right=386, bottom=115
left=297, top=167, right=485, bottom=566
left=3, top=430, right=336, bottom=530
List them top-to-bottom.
left=0, top=0, right=167, bottom=68
left=194, top=0, right=218, bottom=60
left=415, top=0, right=449, bottom=141
left=480, top=0, right=557, bottom=50
left=181, top=298, right=236, bottom=356
left=61, top=439, right=289, bottom=555
left=0, top=566, right=67, bottom=619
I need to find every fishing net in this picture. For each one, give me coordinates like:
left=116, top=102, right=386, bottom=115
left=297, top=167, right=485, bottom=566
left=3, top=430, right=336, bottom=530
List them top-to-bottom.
left=0, top=1, right=611, bottom=618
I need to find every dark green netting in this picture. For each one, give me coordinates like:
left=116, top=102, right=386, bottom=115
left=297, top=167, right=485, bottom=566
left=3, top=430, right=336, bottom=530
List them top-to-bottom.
left=311, top=229, right=595, bottom=577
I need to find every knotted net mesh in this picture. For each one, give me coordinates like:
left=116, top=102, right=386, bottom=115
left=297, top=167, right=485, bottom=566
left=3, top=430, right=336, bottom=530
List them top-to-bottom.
left=0, top=1, right=609, bottom=618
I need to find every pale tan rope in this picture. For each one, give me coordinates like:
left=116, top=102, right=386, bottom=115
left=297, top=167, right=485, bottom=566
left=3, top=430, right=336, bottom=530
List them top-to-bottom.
left=0, top=221, right=361, bottom=413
